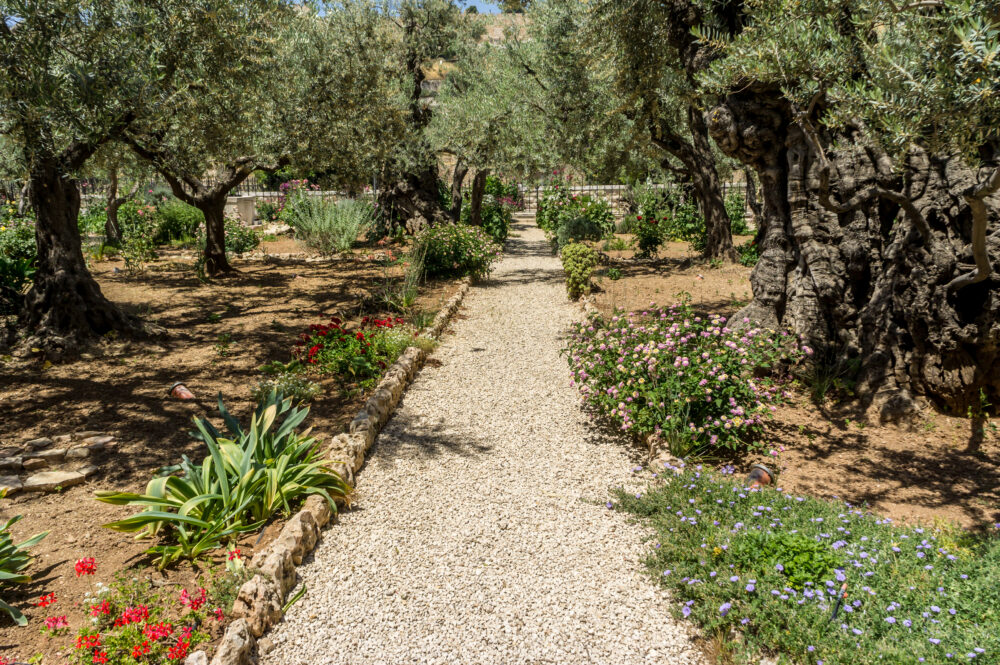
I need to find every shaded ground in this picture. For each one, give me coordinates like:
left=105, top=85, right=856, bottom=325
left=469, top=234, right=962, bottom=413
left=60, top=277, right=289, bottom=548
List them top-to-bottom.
left=586, top=235, right=1000, bottom=530
left=0, top=241, right=461, bottom=662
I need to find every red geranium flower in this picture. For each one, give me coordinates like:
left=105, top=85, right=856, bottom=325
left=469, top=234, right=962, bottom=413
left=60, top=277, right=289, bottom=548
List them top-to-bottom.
left=75, top=557, right=97, bottom=576
left=35, top=592, right=57, bottom=607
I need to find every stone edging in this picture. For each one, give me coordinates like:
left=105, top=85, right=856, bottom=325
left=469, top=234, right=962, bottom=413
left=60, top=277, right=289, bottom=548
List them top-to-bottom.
left=186, top=277, right=473, bottom=665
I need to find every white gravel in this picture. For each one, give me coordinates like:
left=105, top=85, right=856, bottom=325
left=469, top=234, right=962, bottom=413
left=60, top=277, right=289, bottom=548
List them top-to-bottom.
left=263, top=218, right=705, bottom=665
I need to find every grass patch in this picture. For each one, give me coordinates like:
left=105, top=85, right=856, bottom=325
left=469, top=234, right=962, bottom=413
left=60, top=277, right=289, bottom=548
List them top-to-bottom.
left=614, top=464, right=1000, bottom=664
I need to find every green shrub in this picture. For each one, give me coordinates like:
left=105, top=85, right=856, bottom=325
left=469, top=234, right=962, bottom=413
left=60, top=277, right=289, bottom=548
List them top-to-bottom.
left=727, top=190, right=750, bottom=235
left=286, top=196, right=375, bottom=254
left=155, top=200, right=203, bottom=243
left=256, top=200, right=282, bottom=224
left=117, top=201, right=159, bottom=273
left=78, top=207, right=107, bottom=236
left=632, top=213, right=664, bottom=258
left=0, top=215, right=36, bottom=262
left=222, top=217, right=260, bottom=254
left=417, top=223, right=502, bottom=280
left=738, top=238, right=760, bottom=266
left=561, top=242, right=598, bottom=300
left=0, top=256, right=34, bottom=315
left=607, top=266, right=622, bottom=280
left=564, top=300, right=806, bottom=456
left=252, top=361, right=323, bottom=404
left=98, top=393, right=350, bottom=568
left=615, top=465, right=1000, bottom=665
left=0, top=514, right=48, bottom=626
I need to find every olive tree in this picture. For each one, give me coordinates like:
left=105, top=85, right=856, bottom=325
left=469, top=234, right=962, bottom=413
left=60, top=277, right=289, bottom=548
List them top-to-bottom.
left=0, top=0, right=273, bottom=351
left=587, top=0, right=738, bottom=260
left=702, top=0, right=1000, bottom=417
left=124, top=2, right=400, bottom=275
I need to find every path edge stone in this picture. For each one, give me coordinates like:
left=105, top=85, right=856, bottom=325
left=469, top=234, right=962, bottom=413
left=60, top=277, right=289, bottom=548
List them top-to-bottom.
left=206, top=276, right=472, bottom=665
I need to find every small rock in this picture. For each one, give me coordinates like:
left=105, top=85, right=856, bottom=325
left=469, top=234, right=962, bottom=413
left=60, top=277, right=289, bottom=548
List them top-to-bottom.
left=74, top=431, right=104, bottom=440
left=53, top=434, right=73, bottom=444
left=83, top=435, right=114, bottom=447
left=26, top=437, right=53, bottom=449
left=27, top=448, right=67, bottom=462
left=66, top=448, right=90, bottom=460
left=0, top=456, right=22, bottom=471
left=23, top=458, right=48, bottom=471
left=78, top=464, right=99, bottom=478
left=22, top=469, right=85, bottom=492
left=0, top=475, right=22, bottom=496
left=66, top=535, right=77, bottom=544
left=211, top=619, right=257, bottom=665
left=258, top=637, right=274, bottom=655
left=183, top=651, right=208, bottom=665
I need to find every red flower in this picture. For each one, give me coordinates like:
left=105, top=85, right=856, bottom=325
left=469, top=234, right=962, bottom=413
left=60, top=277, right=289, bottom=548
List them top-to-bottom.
left=637, top=215, right=642, bottom=220
left=355, top=331, right=365, bottom=341
left=228, top=549, right=242, bottom=561
left=75, top=557, right=97, bottom=577
left=179, top=587, right=207, bottom=611
left=35, top=592, right=57, bottom=607
left=90, top=600, right=111, bottom=617
left=114, top=605, right=150, bottom=628
left=212, top=607, right=224, bottom=621
left=44, top=615, right=68, bottom=631
left=142, top=622, right=174, bottom=641
left=77, top=634, right=102, bottom=650
left=167, top=634, right=191, bottom=661
left=132, top=640, right=151, bottom=658
left=93, top=651, right=109, bottom=664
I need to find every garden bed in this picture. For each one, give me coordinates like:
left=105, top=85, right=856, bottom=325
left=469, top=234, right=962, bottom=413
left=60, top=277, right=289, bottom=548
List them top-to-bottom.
left=571, top=235, right=999, bottom=530
left=0, top=243, right=464, bottom=663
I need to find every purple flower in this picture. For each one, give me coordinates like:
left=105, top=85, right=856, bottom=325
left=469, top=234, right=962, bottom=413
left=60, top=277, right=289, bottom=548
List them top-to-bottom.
left=775, top=563, right=784, bottom=572
left=746, top=583, right=756, bottom=592
left=719, top=602, right=731, bottom=617
left=682, top=606, right=691, bottom=617
left=740, top=617, right=749, bottom=625
left=885, top=617, right=896, bottom=624
left=930, top=638, right=941, bottom=645
left=807, top=646, right=815, bottom=652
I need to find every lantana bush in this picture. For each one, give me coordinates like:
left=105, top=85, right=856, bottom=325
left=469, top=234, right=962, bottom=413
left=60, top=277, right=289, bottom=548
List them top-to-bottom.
left=417, top=224, right=502, bottom=280
left=564, top=301, right=807, bottom=457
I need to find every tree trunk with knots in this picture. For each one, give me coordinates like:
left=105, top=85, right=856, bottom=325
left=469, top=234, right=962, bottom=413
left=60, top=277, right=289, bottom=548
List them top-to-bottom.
left=708, top=85, right=1000, bottom=420
left=450, top=160, right=468, bottom=222
left=19, top=162, right=139, bottom=355
left=377, top=166, right=447, bottom=235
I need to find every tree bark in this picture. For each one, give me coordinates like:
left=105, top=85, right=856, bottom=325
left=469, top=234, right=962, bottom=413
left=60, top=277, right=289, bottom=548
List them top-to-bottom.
left=708, top=86, right=1000, bottom=418
left=649, top=111, right=737, bottom=261
left=450, top=160, right=468, bottom=222
left=20, top=161, right=137, bottom=353
left=377, top=165, right=447, bottom=234
left=469, top=169, right=489, bottom=227
left=104, top=170, right=124, bottom=245
left=196, top=197, right=231, bottom=275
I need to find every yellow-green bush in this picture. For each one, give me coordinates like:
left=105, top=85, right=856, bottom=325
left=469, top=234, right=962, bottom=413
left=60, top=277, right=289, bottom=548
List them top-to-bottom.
left=560, top=242, right=598, bottom=300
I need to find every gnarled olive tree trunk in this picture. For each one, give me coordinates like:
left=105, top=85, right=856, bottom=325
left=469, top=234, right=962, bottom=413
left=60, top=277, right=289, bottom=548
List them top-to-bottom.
left=708, top=86, right=1000, bottom=419
left=450, top=159, right=468, bottom=222
left=21, top=162, right=137, bottom=353
left=377, top=166, right=447, bottom=235
left=468, top=169, right=489, bottom=227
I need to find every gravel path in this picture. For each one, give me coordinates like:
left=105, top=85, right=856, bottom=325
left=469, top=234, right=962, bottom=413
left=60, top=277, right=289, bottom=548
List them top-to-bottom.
left=264, top=217, right=705, bottom=665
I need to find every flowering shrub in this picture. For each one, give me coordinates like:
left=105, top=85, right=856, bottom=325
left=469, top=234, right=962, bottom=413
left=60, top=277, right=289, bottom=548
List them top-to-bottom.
left=153, top=200, right=203, bottom=243
left=116, top=201, right=158, bottom=272
left=632, top=214, right=664, bottom=258
left=416, top=224, right=502, bottom=280
left=560, top=242, right=598, bottom=300
left=564, top=301, right=805, bottom=457
left=294, top=316, right=433, bottom=388
left=614, top=464, right=1000, bottom=665
left=66, top=572, right=220, bottom=665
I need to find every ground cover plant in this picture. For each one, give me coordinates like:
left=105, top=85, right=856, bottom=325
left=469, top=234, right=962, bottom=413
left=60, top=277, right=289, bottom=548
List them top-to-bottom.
left=416, top=224, right=502, bottom=280
left=564, top=301, right=806, bottom=457
left=613, top=464, right=1000, bottom=665
left=0, top=514, right=47, bottom=625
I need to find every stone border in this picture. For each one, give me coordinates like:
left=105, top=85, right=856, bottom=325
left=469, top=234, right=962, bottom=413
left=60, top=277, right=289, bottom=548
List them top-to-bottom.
left=188, top=277, right=473, bottom=665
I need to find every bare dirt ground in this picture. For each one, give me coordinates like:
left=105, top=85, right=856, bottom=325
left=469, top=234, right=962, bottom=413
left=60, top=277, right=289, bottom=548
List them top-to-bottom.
left=587, top=237, right=1000, bottom=530
left=0, top=239, right=461, bottom=662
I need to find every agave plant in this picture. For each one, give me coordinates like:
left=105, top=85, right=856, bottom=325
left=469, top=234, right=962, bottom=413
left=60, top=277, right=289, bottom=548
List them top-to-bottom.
left=97, top=391, right=350, bottom=568
left=0, top=514, right=48, bottom=626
